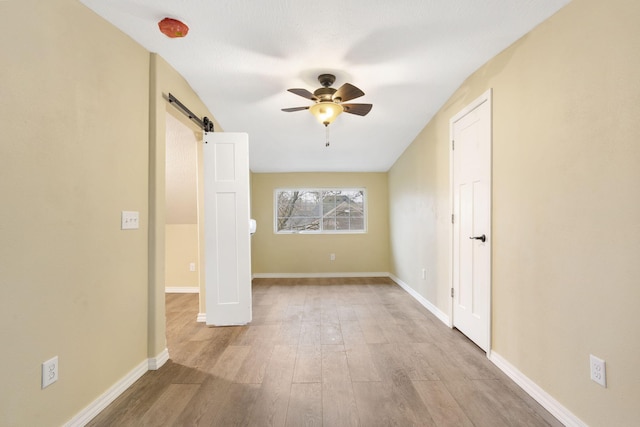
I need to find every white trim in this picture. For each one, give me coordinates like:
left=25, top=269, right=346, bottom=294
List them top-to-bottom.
left=252, top=272, right=390, bottom=279
left=389, top=274, right=451, bottom=326
left=165, top=286, right=199, bottom=293
left=197, top=312, right=207, bottom=323
left=148, top=348, right=169, bottom=370
left=489, top=352, right=586, bottom=427
left=64, top=359, right=148, bottom=427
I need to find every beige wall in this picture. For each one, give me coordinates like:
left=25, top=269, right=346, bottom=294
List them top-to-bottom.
left=0, top=0, right=150, bottom=425
left=0, top=0, right=220, bottom=424
left=388, top=0, right=640, bottom=424
left=164, top=112, right=200, bottom=290
left=251, top=173, right=390, bottom=274
left=165, top=224, right=199, bottom=288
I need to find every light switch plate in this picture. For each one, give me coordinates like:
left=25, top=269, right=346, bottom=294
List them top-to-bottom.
left=121, top=211, right=139, bottom=230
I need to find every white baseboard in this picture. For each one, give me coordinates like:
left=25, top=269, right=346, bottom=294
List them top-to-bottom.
left=252, top=272, right=390, bottom=279
left=389, top=274, right=451, bottom=326
left=165, top=286, right=199, bottom=293
left=197, top=312, right=206, bottom=323
left=66, top=348, right=170, bottom=426
left=148, top=348, right=169, bottom=370
left=489, top=352, right=586, bottom=427
left=65, top=359, right=148, bottom=427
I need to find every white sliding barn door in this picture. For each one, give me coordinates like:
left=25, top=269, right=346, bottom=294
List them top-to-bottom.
left=203, top=132, right=252, bottom=326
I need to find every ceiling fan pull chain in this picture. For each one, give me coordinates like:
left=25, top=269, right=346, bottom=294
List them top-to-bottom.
left=325, top=125, right=330, bottom=147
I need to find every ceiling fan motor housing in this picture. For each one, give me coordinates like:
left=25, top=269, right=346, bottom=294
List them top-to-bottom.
left=314, top=87, right=337, bottom=101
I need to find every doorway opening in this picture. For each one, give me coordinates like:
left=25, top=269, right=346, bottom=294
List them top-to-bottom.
left=164, top=110, right=204, bottom=316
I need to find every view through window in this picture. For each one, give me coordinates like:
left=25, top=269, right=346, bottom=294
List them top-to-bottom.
left=275, top=189, right=366, bottom=233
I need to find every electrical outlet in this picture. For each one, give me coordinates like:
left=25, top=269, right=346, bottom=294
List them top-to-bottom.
left=330, top=253, right=336, bottom=261
left=189, top=262, right=196, bottom=272
left=421, top=268, right=427, bottom=280
left=590, top=354, right=606, bottom=387
left=42, top=356, right=58, bottom=389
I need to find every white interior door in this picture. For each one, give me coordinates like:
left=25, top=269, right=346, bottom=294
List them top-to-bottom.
left=451, top=90, right=492, bottom=351
left=203, top=132, right=252, bottom=326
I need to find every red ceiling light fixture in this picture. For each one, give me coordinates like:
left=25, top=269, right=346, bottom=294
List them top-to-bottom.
left=158, top=18, right=189, bottom=38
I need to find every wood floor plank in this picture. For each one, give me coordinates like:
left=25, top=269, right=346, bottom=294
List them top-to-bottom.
left=284, top=304, right=305, bottom=322
left=351, top=304, right=376, bottom=323
left=302, top=305, right=322, bottom=323
left=320, top=305, right=340, bottom=325
left=337, top=305, right=358, bottom=322
left=396, top=317, right=438, bottom=343
left=277, top=319, right=302, bottom=345
left=377, top=319, right=414, bottom=344
left=339, top=320, right=367, bottom=346
left=357, top=320, right=389, bottom=344
left=299, top=322, right=321, bottom=345
left=320, top=323, right=344, bottom=345
left=232, top=324, right=280, bottom=346
left=188, top=327, right=243, bottom=370
left=434, top=336, right=498, bottom=380
left=234, top=342, right=275, bottom=384
left=411, top=342, right=467, bottom=382
left=367, top=343, right=408, bottom=382
left=398, top=343, right=440, bottom=381
left=293, top=344, right=322, bottom=384
left=321, top=344, right=351, bottom=384
left=345, top=344, right=382, bottom=382
left=207, top=345, right=251, bottom=380
left=246, top=345, right=297, bottom=426
left=153, top=359, right=208, bottom=385
left=170, top=376, right=236, bottom=426
left=472, top=379, right=556, bottom=427
left=413, top=380, right=474, bottom=427
left=443, top=380, right=512, bottom=427
left=322, top=381, right=359, bottom=427
left=351, top=381, right=403, bottom=426
left=352, top=381, right=435, bottom=427
left=208, top=382, right=261, bottom=426
left=139, top=383, right=200, bottom=426
left=285, top=383, right=322, bottom=427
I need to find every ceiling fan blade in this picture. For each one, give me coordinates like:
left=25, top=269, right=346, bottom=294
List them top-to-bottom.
left=333, top=83, right=365, bottom=102
left=287, top=88, right=317, bottom=100
left=341, top=103, right=372, bottom=116
left=281, top=106, right=310, bottom=112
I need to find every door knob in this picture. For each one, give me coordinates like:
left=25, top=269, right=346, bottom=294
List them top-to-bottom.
left=469, top=234, right=486, bottom=243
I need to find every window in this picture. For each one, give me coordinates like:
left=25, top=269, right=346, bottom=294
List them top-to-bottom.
left=275, top=188, right=366, bottom=233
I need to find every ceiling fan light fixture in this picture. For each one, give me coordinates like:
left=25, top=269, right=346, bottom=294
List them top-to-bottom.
left=309, top=102, right=344, bottom=126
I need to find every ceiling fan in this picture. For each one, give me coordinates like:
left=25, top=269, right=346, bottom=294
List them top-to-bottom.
left=282, top=74, right=372, bottom=127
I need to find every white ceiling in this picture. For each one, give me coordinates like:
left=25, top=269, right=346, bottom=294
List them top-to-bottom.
left=80, top=0, right=570, bottom=173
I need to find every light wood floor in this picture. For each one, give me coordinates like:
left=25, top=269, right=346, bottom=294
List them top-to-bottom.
left=88, top=277, right=562, bottom=427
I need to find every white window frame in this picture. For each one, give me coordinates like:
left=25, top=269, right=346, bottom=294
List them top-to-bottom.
left=274, top=188, right=368, bottom=234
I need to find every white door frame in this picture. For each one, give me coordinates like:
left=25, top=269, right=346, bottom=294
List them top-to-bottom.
left=449, top=88, right=492, bottom=356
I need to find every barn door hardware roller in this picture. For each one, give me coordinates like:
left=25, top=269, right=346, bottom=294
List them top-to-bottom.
left=166, top=93, right=214, bottom=135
